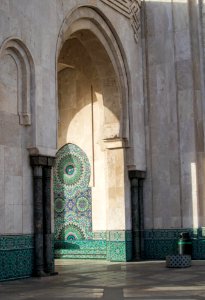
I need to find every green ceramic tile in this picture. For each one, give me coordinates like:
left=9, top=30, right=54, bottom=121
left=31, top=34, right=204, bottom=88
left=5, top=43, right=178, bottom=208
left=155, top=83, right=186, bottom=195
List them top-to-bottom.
left=143, top=228, right=205, bottom=260
left=0, top=235, right=34, bottom=281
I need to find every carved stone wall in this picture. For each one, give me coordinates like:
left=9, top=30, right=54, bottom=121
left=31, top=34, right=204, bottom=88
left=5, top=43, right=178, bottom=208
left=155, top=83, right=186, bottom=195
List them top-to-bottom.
left=101, top=0, right=141, bottom=42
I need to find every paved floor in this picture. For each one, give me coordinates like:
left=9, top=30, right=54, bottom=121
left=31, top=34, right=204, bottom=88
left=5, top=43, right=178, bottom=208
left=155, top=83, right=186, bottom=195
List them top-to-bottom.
left=1, top=260, right=205, bottom=300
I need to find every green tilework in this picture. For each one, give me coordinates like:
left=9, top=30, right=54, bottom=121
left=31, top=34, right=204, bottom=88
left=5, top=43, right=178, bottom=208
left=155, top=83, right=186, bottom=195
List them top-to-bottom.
left=144, top=228, right=205, bottom=260
left=54, top=230, right=133, bottom=262
left=0, top=235, right=34, bottom=281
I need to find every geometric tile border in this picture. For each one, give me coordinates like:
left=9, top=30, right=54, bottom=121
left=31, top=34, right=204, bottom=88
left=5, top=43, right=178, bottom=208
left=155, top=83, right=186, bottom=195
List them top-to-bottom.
left=55, top=226, right=205, bottom=262
left=3, top=228, right=204, bottom=281
left=144, top=228, right=205, bottom=260
left=54, top=230, right=133, bottom=262
left=107, top=230, right=133, bottom=261
left=0, top=235, right=34, bottom=281
left=55, top=240, right=107, bottom=260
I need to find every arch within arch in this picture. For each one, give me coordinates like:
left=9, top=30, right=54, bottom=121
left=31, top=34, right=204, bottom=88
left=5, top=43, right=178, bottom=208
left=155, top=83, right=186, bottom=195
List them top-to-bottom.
left=55, top=6, right=133, bottom=262
left=56, top=6, right=131, bottom=141
left=0, top=38, right=35, bottom=126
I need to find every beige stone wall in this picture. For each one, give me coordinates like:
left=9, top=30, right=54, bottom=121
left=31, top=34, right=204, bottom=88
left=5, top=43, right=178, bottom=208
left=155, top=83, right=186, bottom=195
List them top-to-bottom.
left=0, top=0, right=142, bottom=234
left=2, top=0, right=205, bottom=235
left=143, top=0, right=205, bottom=229
left=0, top=50, right=33, bottom=234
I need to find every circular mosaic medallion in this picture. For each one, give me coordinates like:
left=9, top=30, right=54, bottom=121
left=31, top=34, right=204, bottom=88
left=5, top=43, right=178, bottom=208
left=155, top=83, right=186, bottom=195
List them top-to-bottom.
left=54, top=144, right=91, bottom=198
left=58, top=154, right=82, bottom=186
left=65, top=164, right=75, bottom=176
left=76, top=197, right=89, bottom=212
left=54, top=198, right=65, bottom=213
left=63, top=223, right=85, bottom=240
left=67, top=234, right=76, bottom=241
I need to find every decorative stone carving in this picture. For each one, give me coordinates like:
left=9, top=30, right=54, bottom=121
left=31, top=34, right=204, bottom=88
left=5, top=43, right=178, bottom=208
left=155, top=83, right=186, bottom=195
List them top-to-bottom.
left=101, top=0, right=141, bottom=42
left=0, top=38, right=35, bottom=125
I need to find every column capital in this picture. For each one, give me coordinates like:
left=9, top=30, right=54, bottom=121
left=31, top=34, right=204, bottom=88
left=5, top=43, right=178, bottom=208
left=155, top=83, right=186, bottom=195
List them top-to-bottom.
left=30, top=155, right=55, bottom=167
left=128, top=170, right=146, bottom=180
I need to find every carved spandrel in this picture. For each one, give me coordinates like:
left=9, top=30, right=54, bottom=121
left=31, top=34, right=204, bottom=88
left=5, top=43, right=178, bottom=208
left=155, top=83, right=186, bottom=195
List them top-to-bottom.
left=100, top=0, right=141, bottom=42
left=101, top=0, right=131, bottom=17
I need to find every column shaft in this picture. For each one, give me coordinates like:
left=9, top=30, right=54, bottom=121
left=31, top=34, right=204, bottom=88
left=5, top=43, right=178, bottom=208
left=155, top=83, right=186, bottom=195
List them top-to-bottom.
left=30, top=155, right=55, bottom=277
left=33, top=165, right=44, bottom=276
left=44, top=166, right=53, bottom=273
left=129, top=170, right=145, bottom=260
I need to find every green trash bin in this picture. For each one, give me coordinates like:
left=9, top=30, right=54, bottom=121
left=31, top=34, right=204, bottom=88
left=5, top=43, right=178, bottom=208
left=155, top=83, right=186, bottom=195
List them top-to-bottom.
left=178, top=232, right=192, bottom=256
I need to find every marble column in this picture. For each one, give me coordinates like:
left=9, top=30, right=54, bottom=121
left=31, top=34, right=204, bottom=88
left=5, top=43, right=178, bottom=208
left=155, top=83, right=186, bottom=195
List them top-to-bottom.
left=30, top=155, right=55, bottom=276
left=43, top=162, right=54, bottom=274
left=129, top=170, right=145, bottom=260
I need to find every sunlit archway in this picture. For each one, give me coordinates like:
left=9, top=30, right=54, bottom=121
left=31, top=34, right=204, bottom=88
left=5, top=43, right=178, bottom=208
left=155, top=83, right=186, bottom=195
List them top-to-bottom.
left=54, top=8, right=132, bottom=261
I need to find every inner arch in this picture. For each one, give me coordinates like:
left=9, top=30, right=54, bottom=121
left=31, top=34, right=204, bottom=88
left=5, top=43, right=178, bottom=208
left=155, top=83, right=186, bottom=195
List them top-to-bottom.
left=55, top=25, right=128, bottom=259
left=58, top=29, right=122, bottom=146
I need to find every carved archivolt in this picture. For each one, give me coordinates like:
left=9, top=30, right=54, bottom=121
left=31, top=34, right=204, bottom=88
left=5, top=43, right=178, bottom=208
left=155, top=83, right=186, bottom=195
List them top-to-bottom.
left=100, top=0, right=141, bottom=42
left=0, top=38, right=35, bottom=125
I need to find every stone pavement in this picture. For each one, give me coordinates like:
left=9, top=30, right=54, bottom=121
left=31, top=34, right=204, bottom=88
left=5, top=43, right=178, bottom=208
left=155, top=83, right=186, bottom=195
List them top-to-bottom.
left=0, top=260, right=205, bottom=300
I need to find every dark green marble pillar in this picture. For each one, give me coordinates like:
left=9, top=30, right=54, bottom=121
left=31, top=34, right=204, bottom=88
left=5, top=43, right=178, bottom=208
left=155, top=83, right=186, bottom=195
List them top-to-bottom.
left=30, top=155, right=55, bottom=277
left=43, top=161, right=54, bottom=274
left=31, top=162, right=45, bottom=276
left=129, top=170, right=145, bottom=260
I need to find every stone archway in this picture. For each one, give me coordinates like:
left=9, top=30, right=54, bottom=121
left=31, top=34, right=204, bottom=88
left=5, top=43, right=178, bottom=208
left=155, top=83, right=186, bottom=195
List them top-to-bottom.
left=55, top=7, right=132, bottom=261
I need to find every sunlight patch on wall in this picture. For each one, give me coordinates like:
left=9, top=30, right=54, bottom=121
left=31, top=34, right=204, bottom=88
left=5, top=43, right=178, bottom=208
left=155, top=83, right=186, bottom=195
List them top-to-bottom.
left=191, top=162, right=198, bottom=228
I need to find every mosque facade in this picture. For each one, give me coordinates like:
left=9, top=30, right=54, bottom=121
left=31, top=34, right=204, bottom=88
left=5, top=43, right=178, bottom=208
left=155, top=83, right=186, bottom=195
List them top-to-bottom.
left=0, top=0, right=205, bottom=281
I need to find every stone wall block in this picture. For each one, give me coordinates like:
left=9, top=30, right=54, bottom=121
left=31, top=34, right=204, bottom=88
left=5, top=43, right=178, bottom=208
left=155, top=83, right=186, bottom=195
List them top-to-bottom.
left=173, top=2, right=189, bottom=32
left=174, top=30, right=191, bottom=61
left=147, top=34, right=173, bottom=66
left=176, top=60, right=193, bottom=91
left=0, top=114, right=21, bottom=147
left=0, top=145, right=5, bottom=234
left=4, top=146, right=22, bottom=176
left=5, top=175, right=22, bottom=205
left=5, top=204, right=14, bottom=234
left=13, top=204, right=23, bottom=234
left=23, top=204, right=34, bottom=234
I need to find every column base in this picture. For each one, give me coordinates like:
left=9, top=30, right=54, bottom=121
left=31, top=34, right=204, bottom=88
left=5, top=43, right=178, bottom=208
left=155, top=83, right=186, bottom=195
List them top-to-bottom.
left=33, top=270, right=59, bottom=277
left=33, top=270, right=48, bottom=277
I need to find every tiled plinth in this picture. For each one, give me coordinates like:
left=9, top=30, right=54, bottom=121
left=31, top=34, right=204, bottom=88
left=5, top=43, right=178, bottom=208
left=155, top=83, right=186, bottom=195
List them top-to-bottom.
left=144, top=228, right=205, bottom=260
left=54, top=230, right=132, bottom=262
left=0, top=235, right=34, bottom=281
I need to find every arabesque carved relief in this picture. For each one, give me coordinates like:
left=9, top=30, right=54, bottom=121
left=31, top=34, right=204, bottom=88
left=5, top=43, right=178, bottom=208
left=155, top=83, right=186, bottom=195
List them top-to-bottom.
left=101, top=0, right=141, bottom=42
